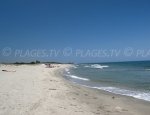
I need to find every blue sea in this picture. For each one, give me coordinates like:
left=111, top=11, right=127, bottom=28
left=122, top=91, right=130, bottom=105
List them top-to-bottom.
left=64, top=61, right=150, bottom=102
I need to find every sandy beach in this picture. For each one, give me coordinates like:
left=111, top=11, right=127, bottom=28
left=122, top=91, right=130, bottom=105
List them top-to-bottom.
left=0, top=64, right=150, bottom=115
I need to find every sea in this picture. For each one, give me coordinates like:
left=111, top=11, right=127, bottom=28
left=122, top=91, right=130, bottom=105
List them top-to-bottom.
left=64, top=61, right=150, bottom=102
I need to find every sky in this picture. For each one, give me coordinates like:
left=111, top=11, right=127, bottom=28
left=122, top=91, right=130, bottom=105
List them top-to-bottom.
left=0, top=0, right=150, bottom=63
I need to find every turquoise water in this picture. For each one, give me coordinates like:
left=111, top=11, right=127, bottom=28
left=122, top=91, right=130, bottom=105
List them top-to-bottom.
left=64, top=61, right=150, bottom=101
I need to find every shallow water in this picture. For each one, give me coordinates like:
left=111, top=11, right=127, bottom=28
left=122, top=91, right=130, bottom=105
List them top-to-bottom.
left=64, top=61, right=150, bottom=101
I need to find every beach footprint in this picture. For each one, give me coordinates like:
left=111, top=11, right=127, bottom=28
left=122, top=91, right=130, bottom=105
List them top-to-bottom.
left=115, top=106, right=128, bottom=112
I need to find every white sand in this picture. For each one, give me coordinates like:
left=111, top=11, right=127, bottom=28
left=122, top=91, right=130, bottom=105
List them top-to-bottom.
left=0, top=64, right=150, bottom=115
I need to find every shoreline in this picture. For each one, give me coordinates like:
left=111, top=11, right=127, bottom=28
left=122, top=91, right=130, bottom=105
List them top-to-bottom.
left=0, top=64, right=150, bottom=115
left=55, top=64, right=150, bottom=115
left=62, top=64, right=150, bottom=102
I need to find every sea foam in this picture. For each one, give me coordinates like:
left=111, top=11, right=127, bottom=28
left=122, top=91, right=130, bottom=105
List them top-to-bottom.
left=84, top=64, right=109, bottom=69
left=67, top=75, right=90, bottom=81
left=75, top=84, right=150, bottom=102
left=92, top=86, right=150, bottom=102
